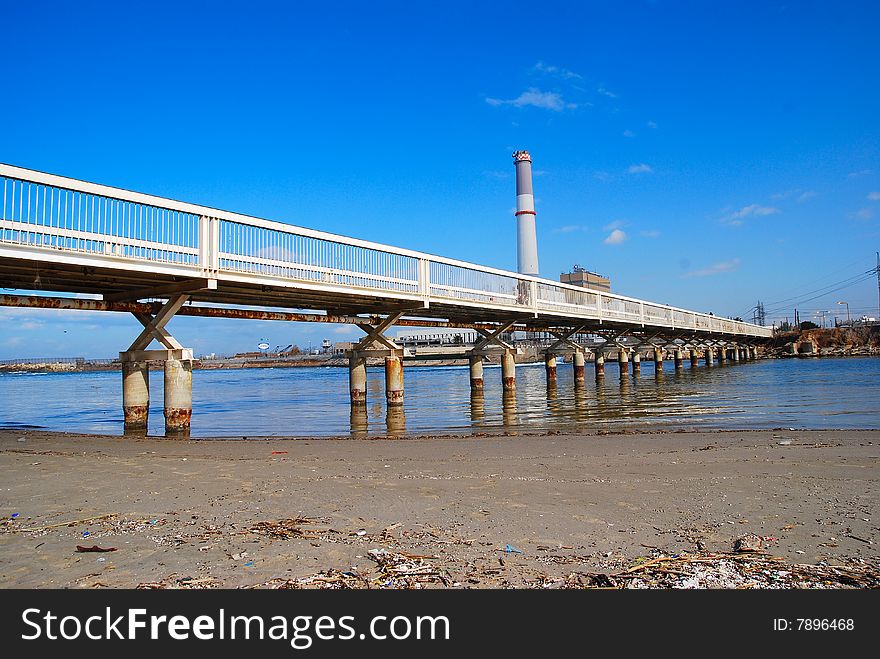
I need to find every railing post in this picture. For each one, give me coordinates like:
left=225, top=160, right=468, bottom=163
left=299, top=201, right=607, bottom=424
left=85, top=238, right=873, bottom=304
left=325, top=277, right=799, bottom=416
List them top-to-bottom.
left=418, top=258, right=430, bottom=303
left=639, top=302, right=645, bottom=326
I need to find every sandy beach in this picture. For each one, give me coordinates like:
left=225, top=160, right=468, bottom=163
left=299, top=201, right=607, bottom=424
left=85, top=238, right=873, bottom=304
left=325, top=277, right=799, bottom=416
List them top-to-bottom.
left=1, top=428, right=877, bottom=588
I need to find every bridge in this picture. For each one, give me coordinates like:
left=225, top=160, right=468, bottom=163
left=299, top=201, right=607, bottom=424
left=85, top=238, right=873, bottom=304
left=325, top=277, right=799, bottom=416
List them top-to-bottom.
left=0, top=163, right=771, bottom=434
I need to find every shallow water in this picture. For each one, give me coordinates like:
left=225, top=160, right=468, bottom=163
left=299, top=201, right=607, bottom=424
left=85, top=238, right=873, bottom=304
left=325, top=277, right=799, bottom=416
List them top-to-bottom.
left=0, top=357, right=878, bottom=438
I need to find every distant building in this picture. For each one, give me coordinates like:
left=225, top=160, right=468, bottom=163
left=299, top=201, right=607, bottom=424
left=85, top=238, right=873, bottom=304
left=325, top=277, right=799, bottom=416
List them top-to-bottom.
left=560, top=265, right=611, bottom=292
left=395, top=328, right=480, bottom=347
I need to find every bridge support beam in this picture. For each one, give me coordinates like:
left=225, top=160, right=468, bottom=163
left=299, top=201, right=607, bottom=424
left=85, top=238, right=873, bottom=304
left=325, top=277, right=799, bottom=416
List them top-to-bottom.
left=118, top=294, right=194, bottom=434
left=347, top=311, right=409, bottom=407
left=732, top=345, right=740, bottom=362
left=704, top=346, right=714, bottom=366
left=718, top=346, right=727, bottom=364
left=674, top=348, right=684, bottom=369
left=690, top=348, right=699, bottom=367
left=631, top=350, right=641, bottom=375
left=594, top=352, right=605, bottom=379
left=122, top=361, right=150, bottom=429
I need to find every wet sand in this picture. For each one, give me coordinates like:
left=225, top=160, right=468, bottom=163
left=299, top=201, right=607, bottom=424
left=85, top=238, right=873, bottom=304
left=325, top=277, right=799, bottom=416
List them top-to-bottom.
left=0, top=428, right=877, bottom=588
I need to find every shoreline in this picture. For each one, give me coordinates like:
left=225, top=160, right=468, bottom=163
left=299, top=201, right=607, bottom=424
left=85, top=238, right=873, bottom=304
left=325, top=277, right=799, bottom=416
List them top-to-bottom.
left=1, top=427, right=877, bottom=588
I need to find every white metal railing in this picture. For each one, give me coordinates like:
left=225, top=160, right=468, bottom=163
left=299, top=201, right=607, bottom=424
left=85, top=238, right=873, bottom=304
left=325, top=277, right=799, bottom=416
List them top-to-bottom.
left=0, top=164, right=773, bottom=338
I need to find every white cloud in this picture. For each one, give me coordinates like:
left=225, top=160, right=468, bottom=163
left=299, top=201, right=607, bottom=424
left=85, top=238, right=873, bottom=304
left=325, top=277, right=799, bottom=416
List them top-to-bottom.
left=531, top=61, right=582, bottom=80
left=597, top=84, right=617, bottom=98
left=486, top=88, right=576, bottom=111
left=646, top=120, right=658, bottom=129
left=623, top=129, right=636, bottom=138
left=627, top=163, right=652, bottom=174
left=847, top=169, right=874, bottom=178
left=593, top=171, right=613, bottom=182
left=797, top=190, right=817, bottom=203
left=868, top=191, right=880, bottom=201
left=721, top=204, right=779, bottom=225
left=853, top=207, right=875, bottom=220
left=603, top=219, right=626, bottom=231
left=553, top=225, right=588, bottom=234
left=603, top=229, right=627, bottom=245
left=640, top=230, right=661, bottom=238
left=682, top=258, right=741, bottom=278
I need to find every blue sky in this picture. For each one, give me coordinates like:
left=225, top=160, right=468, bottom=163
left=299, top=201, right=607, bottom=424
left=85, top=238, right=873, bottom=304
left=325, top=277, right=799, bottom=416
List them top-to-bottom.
left=1, top=0, right=879, bottom=358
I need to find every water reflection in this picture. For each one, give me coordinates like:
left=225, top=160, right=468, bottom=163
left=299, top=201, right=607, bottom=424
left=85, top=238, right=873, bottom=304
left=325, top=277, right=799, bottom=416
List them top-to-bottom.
left=2, top=358, right=879, bottom=437
left=502, top=390, right=518, bottom=427
left=350, top=405, right=368, bottom=438
left=385, top=406, right=406, bottom=435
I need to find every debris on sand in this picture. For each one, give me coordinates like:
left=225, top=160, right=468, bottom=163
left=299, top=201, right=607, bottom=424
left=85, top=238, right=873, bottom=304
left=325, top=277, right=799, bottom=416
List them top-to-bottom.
left=248, top=518, right=329, bottom=540
left=733, top=533, right=764, bottom=553
left=533, top=552, right=880, bottom=589
left=137, top=576, right=222, bottom=589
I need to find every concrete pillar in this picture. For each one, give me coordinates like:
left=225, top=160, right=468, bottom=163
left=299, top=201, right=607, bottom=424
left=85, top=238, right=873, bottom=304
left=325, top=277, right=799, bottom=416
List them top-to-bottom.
left=732, top=346, right=740, bottom=362
left=751, top=346, right=759, bottom=360
left=654, top=347, right=664, bottom=372
left=704, top=347, right=714, bottom=366
left=718, top=347, right=727, bottom=364
left=617, top=348, right=629, bottom=377
left=674, top=348, right=684, bottom=369
left=690, top=348, right=699, bottom=367
left=501, top=349, right=516, bottom=391
left=573, top=350, right=586, bottom=386
left=631, top=351, right=641, bottom=375
left=594, top=352, right=605, bottom=379
left=348, top=353, right=367, bottom=405
left=545, top=353, right=557, bottom=385
left=384, top=355, right=404, bottom=406
left=469, top=355, right=484, bottom=390
left=163, top=358, right=192, bottom=433
left=122, top=361, right=150, bottom=428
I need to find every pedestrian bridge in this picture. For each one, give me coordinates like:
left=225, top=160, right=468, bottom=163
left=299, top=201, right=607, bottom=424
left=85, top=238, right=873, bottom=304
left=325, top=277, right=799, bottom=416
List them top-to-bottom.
left=0, top=163, right=772, bottom=433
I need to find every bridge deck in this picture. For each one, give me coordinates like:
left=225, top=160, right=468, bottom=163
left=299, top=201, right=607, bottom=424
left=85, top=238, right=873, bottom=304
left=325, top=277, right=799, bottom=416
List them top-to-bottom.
left=0, top=164, right=771, bottom=338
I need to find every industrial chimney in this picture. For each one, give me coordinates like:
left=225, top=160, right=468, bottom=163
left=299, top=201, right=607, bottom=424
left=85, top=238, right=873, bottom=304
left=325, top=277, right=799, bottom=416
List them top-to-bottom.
left=513, top=150, right=539, bottom=276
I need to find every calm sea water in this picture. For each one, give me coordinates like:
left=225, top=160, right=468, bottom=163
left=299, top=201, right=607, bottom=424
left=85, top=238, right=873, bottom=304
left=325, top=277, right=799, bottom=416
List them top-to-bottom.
left=0, top=357, right=878, bottom=438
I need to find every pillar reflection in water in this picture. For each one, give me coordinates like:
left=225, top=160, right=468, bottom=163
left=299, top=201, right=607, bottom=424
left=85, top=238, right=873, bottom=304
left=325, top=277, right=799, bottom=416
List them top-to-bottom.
left=369, top=377, right=383, bottom=418
left=470, top=390, right=485, bottom=422
left=502, top=390, right=518, bottom=427
left=350, top=405, right=369, bottom=438
left=385, top=405, right=406, bottom=435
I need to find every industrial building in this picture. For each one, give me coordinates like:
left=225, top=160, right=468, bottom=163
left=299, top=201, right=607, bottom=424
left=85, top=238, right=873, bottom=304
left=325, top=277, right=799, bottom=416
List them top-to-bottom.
left=560, top=265, right=611, bottom=292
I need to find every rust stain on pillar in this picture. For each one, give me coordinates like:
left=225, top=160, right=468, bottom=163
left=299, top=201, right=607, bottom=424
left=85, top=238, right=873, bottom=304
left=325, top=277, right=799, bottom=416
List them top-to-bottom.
left=501, top=350, right=516, bottom=391
left=573, top=350, right=586, bottom=384
left=594, top=353, right=605, bottom=378
left=545, top=354, right=557, bottom=384
left=384, top=355, right=404, bottom=406
left=469, top=355, right=484, bottom=391
left=164, top=359, right=192, bottom=433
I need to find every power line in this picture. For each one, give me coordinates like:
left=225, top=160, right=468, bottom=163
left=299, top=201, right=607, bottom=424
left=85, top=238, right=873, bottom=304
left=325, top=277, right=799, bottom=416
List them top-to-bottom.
left=762, top=271, right=876, bottom=316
